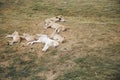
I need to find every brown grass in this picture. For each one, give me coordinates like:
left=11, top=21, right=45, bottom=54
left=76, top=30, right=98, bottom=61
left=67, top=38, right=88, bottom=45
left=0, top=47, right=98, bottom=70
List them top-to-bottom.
left=0, top=0, right=120, bottom=80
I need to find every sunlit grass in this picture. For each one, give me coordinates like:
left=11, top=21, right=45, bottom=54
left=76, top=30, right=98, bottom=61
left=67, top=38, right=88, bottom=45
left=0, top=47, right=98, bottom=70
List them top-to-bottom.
left=0, top=0, right=120, bottom=80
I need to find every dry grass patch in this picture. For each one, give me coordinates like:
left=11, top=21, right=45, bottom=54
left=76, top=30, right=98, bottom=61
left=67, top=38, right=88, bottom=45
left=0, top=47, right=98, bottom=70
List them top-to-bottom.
left=0, top=0, right=120, bottom=80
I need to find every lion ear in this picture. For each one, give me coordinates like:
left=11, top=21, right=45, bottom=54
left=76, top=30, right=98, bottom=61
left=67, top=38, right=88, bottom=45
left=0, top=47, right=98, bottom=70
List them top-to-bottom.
left=13, top=31, right=18, bottom=35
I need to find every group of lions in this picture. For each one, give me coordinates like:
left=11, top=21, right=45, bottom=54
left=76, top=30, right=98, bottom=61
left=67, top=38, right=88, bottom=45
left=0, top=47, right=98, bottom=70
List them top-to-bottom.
left=5, top=15, right=68, bottom=52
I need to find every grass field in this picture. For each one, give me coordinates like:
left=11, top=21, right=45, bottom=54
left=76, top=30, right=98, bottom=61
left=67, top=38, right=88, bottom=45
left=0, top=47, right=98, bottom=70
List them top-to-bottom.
left=0, top=0, right=120, bottom=80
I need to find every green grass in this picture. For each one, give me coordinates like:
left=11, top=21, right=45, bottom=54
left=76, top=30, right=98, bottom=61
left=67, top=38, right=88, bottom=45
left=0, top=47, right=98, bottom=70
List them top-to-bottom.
left=0, top=0, right=120, bottom=80
left=28, top=0, right=120, bottom=17
left=57, top=45, right=120, bottom=80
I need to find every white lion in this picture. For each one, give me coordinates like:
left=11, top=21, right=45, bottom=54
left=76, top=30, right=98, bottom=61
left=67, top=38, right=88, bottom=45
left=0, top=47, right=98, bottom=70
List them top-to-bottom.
left=44, top=15, right=66, bottom=28
left=46, top=21, right=67, bottom=33
left=5, top=31, right=21, bottom=45
left=50, top=31, right=65, bottom=43
left=21, top=33, right=36, bottom=42
left=28, top=34, right=59, bottom=52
